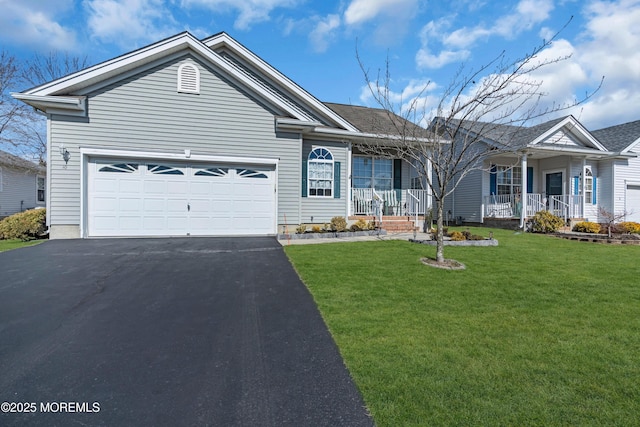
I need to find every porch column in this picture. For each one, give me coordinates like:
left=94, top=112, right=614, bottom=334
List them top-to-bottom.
left=347, top=141, right=352, bottom=217
left=520, top=154, right=528, bottom=229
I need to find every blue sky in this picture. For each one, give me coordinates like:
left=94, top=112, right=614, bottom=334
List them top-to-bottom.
left=2, top=0, right=639, bottom=130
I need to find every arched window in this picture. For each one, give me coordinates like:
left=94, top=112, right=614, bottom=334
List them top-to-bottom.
left=177, top=63, right=200, bottom=94
left=308, top=147, right=333, bottom=197
left=584, top=166, right=594, bottom=204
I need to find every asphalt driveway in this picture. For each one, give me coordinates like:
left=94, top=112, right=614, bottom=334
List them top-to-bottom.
left=0, top=237, right=372, bottom=426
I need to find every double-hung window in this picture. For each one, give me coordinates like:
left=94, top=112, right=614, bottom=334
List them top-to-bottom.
left=308, top=147, right=333, bottom=197
left=353, top=156, right=393, bottom=191
left=496, top=166, right=521, bottom=195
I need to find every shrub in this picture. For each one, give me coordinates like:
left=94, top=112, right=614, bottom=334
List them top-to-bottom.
left=0, top=208, right=47, bottom=241
left=530, top=210, right=564, bottom=233
left=330, top=216, right=347, bottom=232
left=350, top=219, right=369, bottom=232
left=367, top=220, right=377, bottom=230
left=573, top=221, right=601, bottom=233
left=617, top=221, right=640, bottom=234
left=295, top=224, right=307, bottom=234
left=311, top=225, right=322, bottom=233
left=449, top=231, right=466, bottom=241
left=469, top=234, right=485, bottom=241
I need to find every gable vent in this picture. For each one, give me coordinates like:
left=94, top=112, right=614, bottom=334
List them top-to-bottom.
left=177, top=63, right=200, bottom=94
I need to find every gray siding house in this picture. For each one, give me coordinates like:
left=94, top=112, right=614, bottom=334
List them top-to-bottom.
left=13, top=32, right=430, bottom=239
left=443, top=116, right=640, bottom=225
left=0, top=150, right=46, bottom=218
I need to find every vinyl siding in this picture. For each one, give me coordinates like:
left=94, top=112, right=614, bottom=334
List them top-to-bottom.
left=48, top=54, right=301, bottom=227
left=300, top=140, right=348, bottom=223
left=612, top=156, right=640, bottom=218
left=0, top=166, right=42, bottom=217
left=451, top=168, right=483, bottom=222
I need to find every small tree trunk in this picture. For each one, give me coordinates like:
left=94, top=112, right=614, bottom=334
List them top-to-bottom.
left=435, top=199, right=445, bottom=263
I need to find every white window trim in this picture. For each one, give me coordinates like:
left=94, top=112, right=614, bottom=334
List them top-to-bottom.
left=177, top=63, right=200, bottom=94
left=308, top=147, right=334, bottom=198
left=584, top=166, right=594, bottom=205
left=36, top=174, right=45, bottom=203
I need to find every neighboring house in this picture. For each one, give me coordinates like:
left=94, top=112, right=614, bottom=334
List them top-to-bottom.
left=13, top=32, right=430, bottom=239
left=442, top=116, right=640, bottom=225
left=0, top=150, right=46, bottom=219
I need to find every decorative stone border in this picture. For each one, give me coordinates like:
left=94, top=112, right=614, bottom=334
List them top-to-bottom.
left=278, top=229, right=387, bottom=240
left=554, top=233, right=640, bottom=245
left=409, top=238, right=498, bottom=246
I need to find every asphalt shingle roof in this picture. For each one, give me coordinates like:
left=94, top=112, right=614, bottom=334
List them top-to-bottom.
left=324, top=102, right=427, bottom=136
left=591, top=120, right=640, bottom=152
left=0, top=150, right=44, bottom=172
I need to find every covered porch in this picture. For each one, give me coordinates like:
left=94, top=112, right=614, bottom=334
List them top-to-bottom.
left=351, top=188, right=431, bottom=217
left=483, top=193, right=583, bottom=222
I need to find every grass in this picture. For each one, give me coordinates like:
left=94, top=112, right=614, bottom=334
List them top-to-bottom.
left=285, top=228, right=640, bottom=426
left=0, top=239, right=44, bottom=252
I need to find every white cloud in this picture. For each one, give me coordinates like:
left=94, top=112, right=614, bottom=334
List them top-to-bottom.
left=0, top=0, right=78, bottom=51
left=84, top=0, right=179, bottom=47
left=181, top=0, right=299, bottom=30
left=344, top=0, right=417, bottom=25
left=416, top=0, right=554, bottom=70
left=562, top=0, right=640, bottom=128
left=309, top=14, right=341, bottom=53
left=416, top=47, right=470, bottom=69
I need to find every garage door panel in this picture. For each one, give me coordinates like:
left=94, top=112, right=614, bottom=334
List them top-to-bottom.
left=88, top=159, right=275, bottom=237
left=627, top=185, right=640, bottom=222
left=119, top=198, right=142, bottom=212
left=119, top=216, right=142, bottom=230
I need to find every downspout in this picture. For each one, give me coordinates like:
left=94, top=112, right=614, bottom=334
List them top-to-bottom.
left=520, top=153, right=528, bottom=229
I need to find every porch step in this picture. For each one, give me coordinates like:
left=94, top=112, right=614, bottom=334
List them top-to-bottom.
left=349, top=215, right=420, bottom=233
left=381, top=216, right=419, bottom=233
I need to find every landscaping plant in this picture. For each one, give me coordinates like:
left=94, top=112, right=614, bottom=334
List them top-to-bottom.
left=0, top=208, right=46, bottom=241
left=530, top=210, right=564, bottom=233
left=572, top=221, right=601, bottom=233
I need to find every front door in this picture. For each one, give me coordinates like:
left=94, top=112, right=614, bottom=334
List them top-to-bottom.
left=545, top=171, right=563, bottom=212
left=546, top=172, right=563, bottom=197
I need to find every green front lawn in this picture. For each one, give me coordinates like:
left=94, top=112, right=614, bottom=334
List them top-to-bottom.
left=285, top=228, right=640, bottom=426
left=0, top=239, right=44, bottom=252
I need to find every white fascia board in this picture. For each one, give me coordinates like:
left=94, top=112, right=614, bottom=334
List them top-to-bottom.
left=21, top=32, right=313, bottom=122
left=25, top=33, right=199, bottom=96
left=205, top=33, right=359, bottom=132
left=12, top=93, right=86, bottom=115
left=531, top=116, right=608, bottom=151
left=276, top=118, right=324, bottom=133
left=310, top=126, right=441, bottom=145
left=621, top=137, right=640, bottom=154
left=529, top=144, right=633, bottom=158
left=80, top=147, right=280, bottom=166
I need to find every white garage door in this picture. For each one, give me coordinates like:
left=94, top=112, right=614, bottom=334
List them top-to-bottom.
left=88, top=159, right=276, bottom=237
left=626, top=184, right=640, bottom=222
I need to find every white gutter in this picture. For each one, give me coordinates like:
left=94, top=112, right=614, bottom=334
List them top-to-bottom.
left=11, top=93, right=86, bottom=114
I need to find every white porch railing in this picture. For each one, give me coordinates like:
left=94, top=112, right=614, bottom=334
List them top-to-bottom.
left=351, top=188, right=430, bottom=217
left=352, top=188, right=374, bottom=215
left=406, top=189, right=430, bottom=215
left=484, top=193, right=582, bottom=220
left=484, top=194, right=519, bottom=218
left=526, top=194, right=545, bottom=217
left=549, top=195, right=582, bottom=221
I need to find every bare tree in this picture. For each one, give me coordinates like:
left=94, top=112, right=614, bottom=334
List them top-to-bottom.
left=357, top=22, right=601, bottom=264
left=0, top=50, right=29, bottom=152
left=0, top=51, right=90, bottom=163
left=21, top=51, right=89, bottom=88
left=598, top=207, right=628, bottom=238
